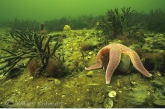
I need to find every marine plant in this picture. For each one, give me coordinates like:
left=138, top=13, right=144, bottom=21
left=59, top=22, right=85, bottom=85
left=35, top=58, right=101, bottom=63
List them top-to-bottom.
left=98, top=7, right=145, bottom=42
left=146, top=9, right=165, bottom=33
left=44, top=15, right=101, bottom=32
left=76, top=15, right=102, bottom=29
left=45, top=17, right=74, bottom=32
left=9, top=18, right=40, bottom=32
left=0, top=28, right=67, bottom=77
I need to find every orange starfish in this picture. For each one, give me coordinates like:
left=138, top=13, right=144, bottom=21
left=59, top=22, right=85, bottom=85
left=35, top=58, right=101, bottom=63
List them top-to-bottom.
left=85, top=43, right=152, bottom=84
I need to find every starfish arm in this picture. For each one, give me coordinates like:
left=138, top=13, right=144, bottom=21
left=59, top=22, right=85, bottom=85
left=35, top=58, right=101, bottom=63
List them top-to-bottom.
left=85, top=45, right=112, bottom=70
left=106, top=47, right=121, bottom=84
left=85, top=50, right=103, bottom=70
left=125, top=50, right=152, bottom=77
left=85, top=58, right=102, bottom=70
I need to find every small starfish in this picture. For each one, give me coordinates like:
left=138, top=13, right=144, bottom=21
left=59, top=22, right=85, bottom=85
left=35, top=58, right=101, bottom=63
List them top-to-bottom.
left=85, top=43, right=152, bottom=84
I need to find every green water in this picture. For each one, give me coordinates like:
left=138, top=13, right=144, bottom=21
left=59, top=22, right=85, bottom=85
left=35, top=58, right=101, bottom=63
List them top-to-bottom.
left=0, top=0, right=165, bottom=22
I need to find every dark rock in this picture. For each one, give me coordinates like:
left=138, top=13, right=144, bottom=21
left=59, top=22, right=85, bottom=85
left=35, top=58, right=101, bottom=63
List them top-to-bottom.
left=6, top=68, right=22, bottom=78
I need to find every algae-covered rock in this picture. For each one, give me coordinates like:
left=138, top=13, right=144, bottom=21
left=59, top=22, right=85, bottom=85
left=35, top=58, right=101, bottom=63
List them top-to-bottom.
left=63, top=25, right=71, bottom=31
left=117, top=54, right=130, bottom=73
left=151, top=80, right=163, bottom=88
left=123, top=84, right=150, bottom=107
left=103, top=98, right=113, bottom=108
left=153, top=100, right=165, bottom=108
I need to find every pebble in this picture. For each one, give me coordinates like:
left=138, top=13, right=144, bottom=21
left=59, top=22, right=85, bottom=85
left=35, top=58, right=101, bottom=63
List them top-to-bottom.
left=88, top=51, right=93, bottom=55
left=87, top=56, right=91, bottom=59
left=86, top=71, right=94, bottom=77
left=54, top=79, right=61, bottom=86
left=117, top=80, right=121, bottom=88
left=130, top=81, right=137, bottom=86
left=108, top=90, right=117, bottom=98
left=61, top=95, right=65, bottom=98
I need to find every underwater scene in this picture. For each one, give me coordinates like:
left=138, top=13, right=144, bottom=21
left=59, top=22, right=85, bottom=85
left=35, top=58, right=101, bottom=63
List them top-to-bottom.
left=0, top=0, right=165, bottom=108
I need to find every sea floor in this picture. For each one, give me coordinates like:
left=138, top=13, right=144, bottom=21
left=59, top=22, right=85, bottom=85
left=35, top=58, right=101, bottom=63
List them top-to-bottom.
left=0, top=28, right=165, bottom=108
